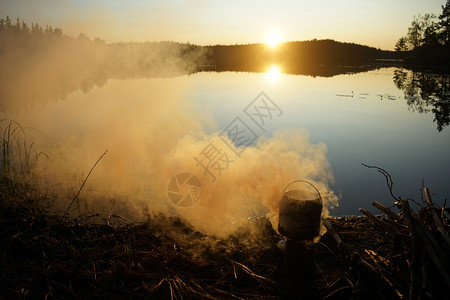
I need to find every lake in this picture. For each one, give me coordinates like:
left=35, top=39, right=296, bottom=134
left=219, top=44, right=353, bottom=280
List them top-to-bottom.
left=1, top=66, right=449, bottom=227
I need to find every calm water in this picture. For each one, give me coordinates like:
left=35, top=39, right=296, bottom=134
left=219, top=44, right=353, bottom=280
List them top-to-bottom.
left=2, top=67, right=449, bottom=216
left=189, top=67, right=450, bottom=214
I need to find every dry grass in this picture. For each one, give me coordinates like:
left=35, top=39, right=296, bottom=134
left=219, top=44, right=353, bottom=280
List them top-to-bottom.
left=3, top=193, right=446, bottom=300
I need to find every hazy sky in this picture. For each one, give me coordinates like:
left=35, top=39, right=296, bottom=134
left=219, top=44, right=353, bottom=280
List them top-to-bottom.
left=0, top=0, right=446, bottom=50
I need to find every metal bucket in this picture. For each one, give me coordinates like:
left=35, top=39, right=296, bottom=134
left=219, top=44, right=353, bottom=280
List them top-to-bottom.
left=278, top=180, right=323, bottom=241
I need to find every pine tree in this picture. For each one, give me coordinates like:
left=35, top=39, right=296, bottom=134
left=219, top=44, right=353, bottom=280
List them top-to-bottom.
left=439, top=0, right=450, bottom=46
left=407, top=15, right=423, bottom=49
left=5, top=16, right=11, bottom=30
left=21, top=21, right=29, bottom=35
left=395, top=37, right=409, bottom=51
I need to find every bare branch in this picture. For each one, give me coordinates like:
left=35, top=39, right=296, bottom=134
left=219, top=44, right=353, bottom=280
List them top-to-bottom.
left=62, top=150, right=108, bottom=220
left=362, top=163, right=400, bottom=201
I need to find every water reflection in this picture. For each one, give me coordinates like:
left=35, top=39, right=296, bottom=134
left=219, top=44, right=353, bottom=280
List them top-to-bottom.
left=2, top=55, right=450, bottom=133
left=0, top=60, right=378, bottom=113
left=266, top=65, right=282, bottom=83
left=2, top=67, right=449, bottom=218
left=393, top=69, right=450, bottom=131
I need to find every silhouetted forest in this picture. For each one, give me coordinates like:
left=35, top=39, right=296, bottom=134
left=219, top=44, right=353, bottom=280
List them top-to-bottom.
left=395, top=0, right=450, bottom=68
left=2, top=14, right=450, bottom=133
left=0, top=16, right=209, bottom=111
left=0, top=16, right=409, bottom=111
left=208, top=40, right=398, bottom=76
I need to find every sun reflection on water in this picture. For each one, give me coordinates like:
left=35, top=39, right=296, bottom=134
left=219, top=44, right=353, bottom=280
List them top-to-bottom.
left=266, top=65, right=281, bottom=83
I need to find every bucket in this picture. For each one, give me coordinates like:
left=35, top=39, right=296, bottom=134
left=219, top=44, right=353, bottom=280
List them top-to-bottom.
left=278, top=180, right=323, bottom=240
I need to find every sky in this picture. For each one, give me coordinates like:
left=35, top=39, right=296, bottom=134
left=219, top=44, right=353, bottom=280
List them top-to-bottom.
left=0, top=0, right=446, bottom=50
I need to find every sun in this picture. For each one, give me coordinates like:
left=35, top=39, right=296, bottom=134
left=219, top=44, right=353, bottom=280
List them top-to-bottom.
left=266, top=30, right=281, bottom=48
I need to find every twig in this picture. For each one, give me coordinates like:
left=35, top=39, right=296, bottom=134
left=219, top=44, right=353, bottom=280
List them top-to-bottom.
left=62, top=150, right=108, bottom=220
left=362, top=163, right=400, bottom=201
left=362, top=163, right=423, bottom=207
left=420, top=179, right=426, bottom=206
left=424, top=188, right=450, bottom=249
left=442, top=198, right=447, bottom=220
left=399, top=200, right=450, bottom=292
left=371, top=201, right=403, bottom=224
left=359, top=208, right=402, bottom=234
left=443, top=210, right=450, bottom=223
left=107, top=214, right=128, bottom=226
left=323, top=219, right=342, bottom=246
left=407, top=231, right=421, bottom=300
left=318, top=241, right=337, bottom=257
left=364, top=249, right=390, bottom=273
left=352, top=252, right=403, bottom=299
left=314, top=259, right=329, bottom=286
left=233, top=261, right=274, bottom=283
left=343, top=273, right=355, bottom=290
left=323, top=286, right=352, bottom=299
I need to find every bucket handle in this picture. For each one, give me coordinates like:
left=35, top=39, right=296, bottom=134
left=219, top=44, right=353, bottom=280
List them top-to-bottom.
left=282, top=180, right=322, bottom=203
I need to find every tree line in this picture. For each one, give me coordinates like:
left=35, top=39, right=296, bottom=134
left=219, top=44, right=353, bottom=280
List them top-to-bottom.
left=395, top=0, right=450, bottom=67
left=3, top=11, right=449, bottom=112
left=1, top=15, right=399, bottom=112
left=0, top=16, right=209, bottom=111
left=0, top=16, right=64, bottom=39
left=208, top=39, right=397, bottom=76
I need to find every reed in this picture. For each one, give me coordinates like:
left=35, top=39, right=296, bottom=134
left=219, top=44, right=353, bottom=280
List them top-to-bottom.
left=0, top=119, right=50, bottom=180
left=0, top=119, right=53, bottom=212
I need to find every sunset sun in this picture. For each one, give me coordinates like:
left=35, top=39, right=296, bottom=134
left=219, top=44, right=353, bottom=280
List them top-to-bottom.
left=266, top=30, right=281, bottom=48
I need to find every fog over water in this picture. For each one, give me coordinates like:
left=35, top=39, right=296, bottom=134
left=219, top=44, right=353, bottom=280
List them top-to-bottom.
left=1, top=74, right=341, bottom=236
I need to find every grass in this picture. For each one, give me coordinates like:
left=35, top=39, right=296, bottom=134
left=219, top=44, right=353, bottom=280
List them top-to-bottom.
left=0, top=119, right=50, bottom=180
left=0, top=119, right=55, bottom=219
left=2, top=198, right=433, bottom=299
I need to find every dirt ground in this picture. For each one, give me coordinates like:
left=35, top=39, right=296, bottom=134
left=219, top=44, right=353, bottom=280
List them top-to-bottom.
left=5, top=194, right=448, bottom=300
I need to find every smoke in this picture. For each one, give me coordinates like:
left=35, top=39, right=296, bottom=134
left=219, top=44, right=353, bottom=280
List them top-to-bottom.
left=0, top=20, right=338, bottom=237
left=0, top=20, right=211, bottom=112
left=2, top=65, right=339, bottom=238
left=25, top=75, right=338, bottom=237
left=152, top=128, right=338, bottom=236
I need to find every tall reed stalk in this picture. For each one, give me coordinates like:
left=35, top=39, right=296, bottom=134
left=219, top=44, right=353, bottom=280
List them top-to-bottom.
left=0, top=119, right=50, bottom=181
